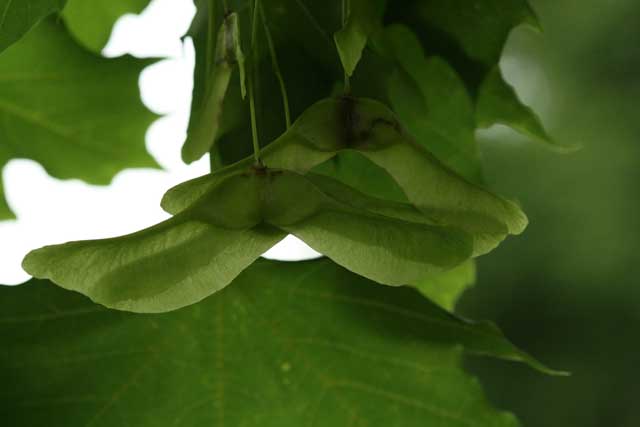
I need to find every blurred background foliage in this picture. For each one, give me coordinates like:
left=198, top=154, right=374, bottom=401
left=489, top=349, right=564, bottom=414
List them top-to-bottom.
left=462, top=0, right=640, bottom=425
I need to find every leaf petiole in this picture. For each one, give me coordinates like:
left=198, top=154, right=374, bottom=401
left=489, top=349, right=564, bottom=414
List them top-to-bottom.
left=205, top=0, right=216, bottom=92
left=206, top=0, right=218, bottom=172
left=248, top=0, right=262, bottom=165
left=341, top=0, right=352, bottom=94
left=260, top=3, right=291, bottom=129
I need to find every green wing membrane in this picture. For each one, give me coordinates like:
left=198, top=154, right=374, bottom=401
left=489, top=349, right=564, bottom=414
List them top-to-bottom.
left=164, top=97, right=527, bottom=253
left=24, top=167, right=477, bottom=312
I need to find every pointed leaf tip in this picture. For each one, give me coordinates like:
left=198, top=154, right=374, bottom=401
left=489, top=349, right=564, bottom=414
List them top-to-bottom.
left=334, top=0, right=386, bottom=77
left=477, top=66, right=576, bottom=153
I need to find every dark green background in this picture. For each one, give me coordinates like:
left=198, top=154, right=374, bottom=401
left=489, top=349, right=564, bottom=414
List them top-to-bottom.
left=462, top=0, right=640, bottom=426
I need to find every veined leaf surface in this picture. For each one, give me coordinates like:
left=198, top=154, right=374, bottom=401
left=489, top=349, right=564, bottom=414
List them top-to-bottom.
left=0, top=0, right=66, bottom=53
left=62, top=0, right=151, bottom=52
left=387, top=0, right=554, bottom=149
left=0, top=18, right=158, bottom=219
left=382, top=24, right=482, bottom=182
left=2, top=258, right=560, bottom=427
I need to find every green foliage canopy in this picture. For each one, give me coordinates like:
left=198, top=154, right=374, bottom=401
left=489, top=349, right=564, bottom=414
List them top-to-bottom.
left=0, top=0, right=570, bottom=425
left=0, top=0, right=67, bottom=53
left=0, top=4, right=156, bottom=220
left=0, top=18, right=157, bottom=220
left=2, top=259, right=559, bottom=426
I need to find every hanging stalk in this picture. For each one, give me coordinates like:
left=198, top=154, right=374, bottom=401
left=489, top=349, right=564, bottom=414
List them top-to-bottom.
left=205, top=0, right=216, bottom=90
left=206, top=0, right=219, bottom=171
left=248, top=0, right=262, bottom=165
left=341, top=0, right=351, bottom=94
left=260, top=3, right=291, bottom=129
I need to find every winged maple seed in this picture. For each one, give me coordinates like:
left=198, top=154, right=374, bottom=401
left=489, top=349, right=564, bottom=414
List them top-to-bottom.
left=182, top=11, right=246, bottom=163
left=22, top=95, right=528, bottom=314
left=164, top=96, right=528, bottom=251
left=23, top=163, right=474, bottom=313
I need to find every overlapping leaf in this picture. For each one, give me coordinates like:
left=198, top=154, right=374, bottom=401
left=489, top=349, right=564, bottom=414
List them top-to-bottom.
left=0, top=0, right=66, bottom=53
left=62, top=0, right=151, bottom=52
left=183, top=0, right=557, bottom=174
left=386, top=0, right=556, bottom=148
left=402, top=0, right=539, bottom=70
left=0, top=18, right=158, bottom=220
left=380, top=24, right=482, bottom=182
left=476, top=66, right=578, bottom=151
left=24, top=168, right=475, bottom=312
left=2, top=258, right=562, bottom=426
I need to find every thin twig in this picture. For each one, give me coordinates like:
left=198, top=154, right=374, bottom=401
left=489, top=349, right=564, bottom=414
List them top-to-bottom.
left=248, top=0, right=262, bottom=164
left=292, top=0, right=332, bottom=43
left=341, top=0, right=351, bottom=94
left=260, top=3, right=291, bottom=129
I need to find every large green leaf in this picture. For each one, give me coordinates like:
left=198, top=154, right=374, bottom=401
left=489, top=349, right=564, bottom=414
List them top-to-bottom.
left=0, top=0, right=66, bottom=53
left=62, top=0, right=151, bottom=52
left=386, top=0, right=538, bottom=88
left=387, top=0, right=553, bottom=148
left=408, top=0, right=538, bottom=70
left=0, top=17, right=158, bottom=220
left=381, top=24, right=482, bottom=182
left=163, top=97, right=527, bottom=255
left=24, top=169, right=475, bottom=312
left=2, top=258, right=561, bottom=426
